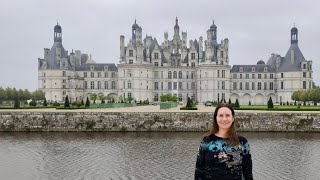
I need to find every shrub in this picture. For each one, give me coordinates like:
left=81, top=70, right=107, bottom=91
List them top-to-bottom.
left=64, top=95, right=70, bottom=108
left=85, top=97, right=90, bottom=107
left=267, top=97, right=274, bottom=109
left=43, top=98, right=48, bottom=106
left=14, top=99, right=20, bottom=108
left=234, top=99, right=240, bottom=109
left=29, top=100, right=37, bottom=106
left=52, top=101, right=60, bottom=107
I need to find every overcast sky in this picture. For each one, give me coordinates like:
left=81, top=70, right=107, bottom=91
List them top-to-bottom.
left=1, top=0, right=319, bottom=91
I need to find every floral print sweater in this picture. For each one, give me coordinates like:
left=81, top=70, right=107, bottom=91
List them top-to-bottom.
left=194, top=134, right=253, bottom=180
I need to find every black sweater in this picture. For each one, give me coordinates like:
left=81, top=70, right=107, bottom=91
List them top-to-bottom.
left=194, top=134, right=253, bottom=180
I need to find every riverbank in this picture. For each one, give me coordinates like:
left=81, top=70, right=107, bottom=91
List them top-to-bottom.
left=1, top=105, right=320, bottom=132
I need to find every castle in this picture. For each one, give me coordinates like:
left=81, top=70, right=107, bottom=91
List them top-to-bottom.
left=38, top=18, right=313, bottom=105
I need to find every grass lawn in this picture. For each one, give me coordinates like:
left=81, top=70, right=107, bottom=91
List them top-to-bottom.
left=239, top=105, right=320, bottom=111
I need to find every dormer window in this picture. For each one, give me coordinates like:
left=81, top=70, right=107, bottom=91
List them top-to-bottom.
left=129, top=50, right=133, bottom=57
left=154, top=53, right=159, bottom=59
left=129, top=60, right=133, bottom=64
left=303, top=64, right=306, bottom=69
left=90, top=65, right=94, bottom=71
left=104, top=66, right=108, bottom=71
left=239, top=67, right=243, bottom=72
left=251, top=67, right=255, bottom=72
left=264, top=67, right=268, bottom=72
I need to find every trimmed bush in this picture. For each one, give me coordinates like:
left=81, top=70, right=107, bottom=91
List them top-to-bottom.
left=267, top=97, right=274, bottom=109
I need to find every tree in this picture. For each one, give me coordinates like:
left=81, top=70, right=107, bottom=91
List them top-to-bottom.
left=0, top=87, right=6, bottom=104
left=31, top=90, right=45, bottom=101
left=89, top=93, right=97, bottom=104
left=98, top=94, right=106, bottom=104
left=64, top=95, right=70, bottom=108
left=127, top=96, right=134, bottom=103
left=85, top=97, right=90, bottom=107
left=186, top=97, right=193, bottom=108
left=267, top=97, right=274, bottom=109
left=14, top=98, right=20, bottom=108
left=43, top=98, right=48, bottom=106
left=81, top=99, right=84, bottom=106
left=228, top=99, right=231, bottom=104
left=234, top=99, right=240, bottom=109
left=249, top=101, right=251, bottom=106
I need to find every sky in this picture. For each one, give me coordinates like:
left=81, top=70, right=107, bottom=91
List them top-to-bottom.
left=1, top=0, right=319, bottom=91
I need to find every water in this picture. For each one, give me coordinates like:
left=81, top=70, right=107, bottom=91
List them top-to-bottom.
left=0, top=132, right=319, bottom=180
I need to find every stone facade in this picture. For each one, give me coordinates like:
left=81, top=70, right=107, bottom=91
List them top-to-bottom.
left=38, top=19, right=313, bottom=105
left=1, top=111, right=320, bottom=132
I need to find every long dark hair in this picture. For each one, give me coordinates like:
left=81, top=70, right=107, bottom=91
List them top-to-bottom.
left=205, top=103, right=239, bottom=145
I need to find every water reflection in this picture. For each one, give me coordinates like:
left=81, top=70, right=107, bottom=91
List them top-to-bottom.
left=0, top=132, right=319, bottom=180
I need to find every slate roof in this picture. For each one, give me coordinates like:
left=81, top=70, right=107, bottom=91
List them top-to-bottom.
left=46, top=42, right=70, bottom=70
left=277, top=43, right=305, bottom=72
left=75, top=63, right=117, bottom=71
left=231, top=64, right=276, bottom=73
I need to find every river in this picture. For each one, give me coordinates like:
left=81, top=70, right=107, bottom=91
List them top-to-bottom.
left=0, top=132, right=319, bottom=180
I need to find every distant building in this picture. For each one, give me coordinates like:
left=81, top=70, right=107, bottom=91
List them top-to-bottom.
left=38, top=19, right=313, bottom=105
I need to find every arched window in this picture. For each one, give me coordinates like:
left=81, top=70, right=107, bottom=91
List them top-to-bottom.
left=168, top=71, right=172, bottom=79
left=173, top=71, right=177, bottom=79
left=178, top=71, right=182, bottom=79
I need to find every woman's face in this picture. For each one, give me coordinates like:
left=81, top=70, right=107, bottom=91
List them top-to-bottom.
left=216, top=107, right=234, bottom=130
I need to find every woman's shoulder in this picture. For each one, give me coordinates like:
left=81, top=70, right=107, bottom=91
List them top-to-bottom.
left=238, top=135, right=249, bottom=144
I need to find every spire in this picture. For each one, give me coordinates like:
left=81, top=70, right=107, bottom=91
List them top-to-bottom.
left=54, top=22, right=62, bottom=43
left=291, top=25, right=298, bottom=44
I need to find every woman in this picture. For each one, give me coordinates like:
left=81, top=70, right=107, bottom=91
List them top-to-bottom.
left=195, top=103, right=253, bottom=180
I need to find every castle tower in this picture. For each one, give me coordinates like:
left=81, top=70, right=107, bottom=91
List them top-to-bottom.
left=54, top=23, right=62, bottom=43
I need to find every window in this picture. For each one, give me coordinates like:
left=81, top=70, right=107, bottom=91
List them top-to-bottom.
left=129, top=50, right=133, bottom=57
left=220, top=51, right=224, bottom=58
left=154, top=53, right=159, bottom=59
left=191, top=53, right=195, bottom=59
left=129, top=60, right=133, bottom=64
left=62, top=62, right=65, bottom=67
left=154, top=62, right=159, bottom=66
left=191, top=62, right=195, bottom=67
left=303, top=64, right=306, bottom=69
left=239, top=67, right=243, bottom=72
left=252, top=67, right=255, bottom=72
left=264, top=67, right=268, bottom=72
left=127, top=69, right=132, bottom=77
left=218, top=70, right=220, bottom=78
left=222, top=70, right=225, bottom=78
left=62, top=71, right=66, bottom=77
left=154, top=71, right=159, bottom=78
left=161, top=71, right=163, bottom=78
left=168, top=71, right=172, bottom=79
left=173, top=71, right=177, bottom=79
left=178, top=71, right=182, bottom=79
left=84, top=72, right=87, bottom=77
left=91, top=72, right=94, bottom=78
left=98, top=72, right=101, bottom=78
left=105, top=72, right=108, bottom=78
left=111, top=72, right=115, bottom=78
left=186, top=72, right=189, bottom=79
left=191, top=72, right=194, bottom=79
left=303, top=72, right=306, bottom=78
left=43, top=73, right=46, bottom=77
left=281, top=73, right=284, bottom=78
left=233, top=74, right=237, bottom=79
left=240, top=74, right=242, bottom=79
left=246, top=74, right=249, bottom=79
left=252, top=74, right=255, bottom=79
left=258, top=74, right=261, bottom=79
left=264, top=74, right=267, bottom=79
left=270, top=74, right=273, bottom=79
left=84, top=81, right=88, bottom=89
left=90, top=81, right=94, bottom=89
left=98, top=81, right=101, bottom=89
left=105, top=81, right=108, bottom=89
left=111, top=81, right=116, bottom=89
left=128, top=81, right=132, bottom=89
left=222, top=81, right=225, bottom=90
left=303, top=81, right=306, bottom=89
left=154, top=82, right=158, bottom=90
left=161, top=82, right=163, bottom=90
left=168, top=82, right=172, bottom=90
left=173, top=82, right=177, bottom=90
left=179, top=82, right=182, bottom=89
left=191, top=82, right=195, bottom=90
left=233, top=82, right=237, bottom=90
left=240, top=82, right=243, bottom=90
left=245, top=82, right=249, bottom=90
left=252, top=82, right=255, bottom=90
left=258, top=82, right=261, bottom=90
left=264, top=82, right=267, bottom=90
left=269, top=82, right=273, bottom=90
left=281, top=82, right=284, bottom=89
left=62, top=85, right=66, bottom=89
left=128, top=92, right=132, bottom=98
left=154, top=93, right=159, bottom=101
left=178, top=94, right=182, bottom=102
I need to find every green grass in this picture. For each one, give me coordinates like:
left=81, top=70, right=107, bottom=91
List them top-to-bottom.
left=239, top=105, right=320, bottom=111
